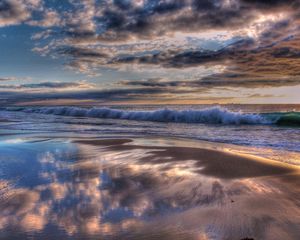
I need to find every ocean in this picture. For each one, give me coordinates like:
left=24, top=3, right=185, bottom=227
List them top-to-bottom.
left=0, top=104, right=300, bottom=239
left=1, top=104, right=300, bottom=165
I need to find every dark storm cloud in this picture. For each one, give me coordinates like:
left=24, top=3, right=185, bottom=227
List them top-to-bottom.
left=0, top=0, right=29, bottom=26
left=0, top=0, right=42, bottom=27
left=1, top=0, right=300, bottom=93
left=2, top=0, right=300, bottom=46
left=33, top=0, right=297, bottom=51
left=43, top=0, right=300, bottom=88
left=92, top=0, right=299, bottom=42
left=240, top=0, right=299, bottom=7
left=95, top=4, right=229, bottom=42
left=114, top=31, right=300, bottom=88
left=112, top=39, right=254, bottom=68
left=57, top=46, right=109, bottom=59
left=271, top=47, right=300, bottom=58
left=121, top=73, right=300, bottom=89
left=197, top=76, right=300, bottom=88
left=0, top=77, right=16, bottom=81
left=119, top=78, right=179, bottom=87
left=0, top=81, right=93, bottom=89
left=0, top=87, right=171, bottom=105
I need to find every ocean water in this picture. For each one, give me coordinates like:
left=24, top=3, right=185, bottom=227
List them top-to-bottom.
left=0, top=104, right=300, bottom=165
left=0, top=104, right=300, bottom=240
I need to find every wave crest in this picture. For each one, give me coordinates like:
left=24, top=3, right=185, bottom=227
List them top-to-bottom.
left=13, top=106, right=270, bottom=125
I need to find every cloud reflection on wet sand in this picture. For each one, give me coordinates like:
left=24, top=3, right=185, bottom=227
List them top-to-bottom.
left=0, top=138, right=299, bottom=240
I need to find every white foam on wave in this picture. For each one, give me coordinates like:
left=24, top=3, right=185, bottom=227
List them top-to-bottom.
left=18, top=106, right=270, bottom=125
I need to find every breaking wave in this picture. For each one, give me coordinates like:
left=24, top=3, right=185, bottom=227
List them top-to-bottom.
left=2, top=106, right=300, bottom=126
left=4, top=106, right=274, bottom=125
left=266, top=112, right=300, bottom=126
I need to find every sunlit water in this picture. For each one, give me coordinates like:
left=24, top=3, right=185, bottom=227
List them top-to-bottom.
left=0, top=104, right=300, bottom=165
left=0, top=105, right=299, bottom=239
left=0, top=137, right=299, bottom=240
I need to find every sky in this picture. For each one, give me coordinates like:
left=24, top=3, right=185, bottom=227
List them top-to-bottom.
left=0, top=0, right=300, bottom=105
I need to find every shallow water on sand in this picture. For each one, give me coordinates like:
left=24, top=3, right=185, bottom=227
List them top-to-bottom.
left=1, top=109, right=300, bottom=166
left=0, top=136, right=299, bottom=240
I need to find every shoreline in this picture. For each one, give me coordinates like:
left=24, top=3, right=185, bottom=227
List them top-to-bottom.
left=0, top=135, right=299, bottom=239
left=74, top=137, right=300, bottom=179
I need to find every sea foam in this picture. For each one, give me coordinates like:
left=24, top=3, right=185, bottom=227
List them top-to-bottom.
left=16, top=106, right=270, bottom=125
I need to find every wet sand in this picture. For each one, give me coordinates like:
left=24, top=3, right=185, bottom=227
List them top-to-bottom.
left=0, top=137, right=299, bottom=240
left=74, top=138, right=298, bottom=179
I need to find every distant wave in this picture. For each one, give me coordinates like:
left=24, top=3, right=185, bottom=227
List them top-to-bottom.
left=3, top=106, right=276, bottom=125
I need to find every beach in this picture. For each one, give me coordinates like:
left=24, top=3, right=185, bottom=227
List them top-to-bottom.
left=2, top=0, right=300, bottom=238
left=0, top=134, right=299, bottom=240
